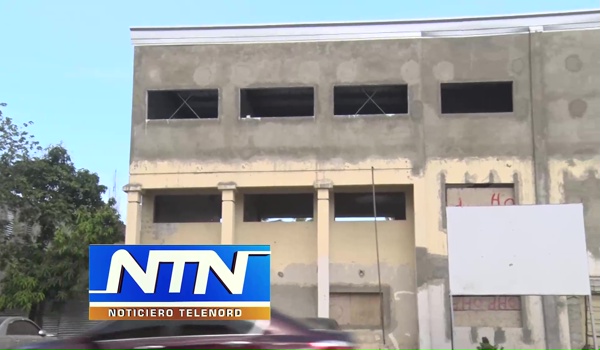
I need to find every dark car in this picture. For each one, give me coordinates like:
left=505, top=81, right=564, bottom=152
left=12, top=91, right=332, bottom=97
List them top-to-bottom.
left=18, top=309, right=355, bottom=349
left=0, top=316, right=57, bottom=349
left=299, top=318, right=341, bottom=331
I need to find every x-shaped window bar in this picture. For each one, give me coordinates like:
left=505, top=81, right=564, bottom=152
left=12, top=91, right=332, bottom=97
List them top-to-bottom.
left=353, top=88, right=388, bottom=115
left=167, top=92, right=203, bottom=120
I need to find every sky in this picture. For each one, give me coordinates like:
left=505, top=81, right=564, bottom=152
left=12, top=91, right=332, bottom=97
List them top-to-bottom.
left=0, top=0, right=597, bottom=218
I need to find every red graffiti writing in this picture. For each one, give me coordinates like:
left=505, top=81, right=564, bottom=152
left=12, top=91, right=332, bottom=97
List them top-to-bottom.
left=453, top=192, right=515, bottom=207
left=490, top=192, right=515, bottom=206
left=453, top=296, right=521, bottom=311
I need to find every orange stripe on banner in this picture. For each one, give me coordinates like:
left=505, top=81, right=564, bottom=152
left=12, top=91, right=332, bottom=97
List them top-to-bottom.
left=89, top=306, right=270, bottom=321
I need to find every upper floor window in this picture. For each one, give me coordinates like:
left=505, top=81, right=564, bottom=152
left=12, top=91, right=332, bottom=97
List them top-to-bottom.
left=440, top=81, right=513, bottom=114
left=334, top=84, right=408, bottom=116
left=240, top=87, right=314, bottom=119
left=147, top=89, right=219, bottom=120
left=154, top=194, right=221, bottom=223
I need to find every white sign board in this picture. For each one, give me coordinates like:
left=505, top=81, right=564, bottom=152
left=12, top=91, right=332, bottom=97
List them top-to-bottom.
left=446, top=203, right=590, bottom=296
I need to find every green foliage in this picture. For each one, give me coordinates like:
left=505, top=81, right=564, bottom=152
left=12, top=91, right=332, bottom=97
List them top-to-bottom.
left=0, top=102, right=42, bottom=209
left=0, top=102, right=41, bottom=164
left=0, top=103, right=123, bottom=322
left=477, top=337, right=504, bottom=350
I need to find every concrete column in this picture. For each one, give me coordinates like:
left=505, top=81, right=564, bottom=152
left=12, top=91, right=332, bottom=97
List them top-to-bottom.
left=528, top=26, right=571, bottom=349
left=412, top=179, right=433, bottom=349
left=315, top=180, right=333, bottom=318
left=218, top=182, right=237, bottom=245
left=123, top=183, right=142, bottom=245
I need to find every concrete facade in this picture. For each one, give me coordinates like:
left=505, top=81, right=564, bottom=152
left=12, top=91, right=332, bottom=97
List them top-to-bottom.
left=125, top=10, right=600, bottom=349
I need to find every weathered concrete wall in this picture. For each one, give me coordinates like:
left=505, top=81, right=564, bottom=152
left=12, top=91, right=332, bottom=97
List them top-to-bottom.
left=127, top=26, right=600, bottom=349
left=543, top=28, right=600, bottom=350
left=130, top=40, right=420, bottom=172
left=420, top=159, right=546, bottom=350
left=138, top=189, right=417, bottom=349
left=235, top=194, right=318, bottom=319
left=330, top=218, right=417, bottom=348
left=567, top=296, right=587, bottom=349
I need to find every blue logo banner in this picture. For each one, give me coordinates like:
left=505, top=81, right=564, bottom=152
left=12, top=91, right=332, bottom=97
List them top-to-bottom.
left=89, top=245, right=271, bottom=303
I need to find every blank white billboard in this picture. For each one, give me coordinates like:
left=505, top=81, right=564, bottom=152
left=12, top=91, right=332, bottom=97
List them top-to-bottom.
left=446, top=203, right=590, bottom=296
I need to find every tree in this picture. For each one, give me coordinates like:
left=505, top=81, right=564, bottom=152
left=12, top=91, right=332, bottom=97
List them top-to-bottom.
left=0, top=102, right=42, bottom=215
left=0, top=104, right=123, bottom=325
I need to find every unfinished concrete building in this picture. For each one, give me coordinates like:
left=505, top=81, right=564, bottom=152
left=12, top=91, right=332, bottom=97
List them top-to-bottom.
left=124, top=10, right=600, bottom=349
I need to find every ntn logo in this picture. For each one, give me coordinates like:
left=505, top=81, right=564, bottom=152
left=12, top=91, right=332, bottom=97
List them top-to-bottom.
left=89, top=249, right=270, bottom=295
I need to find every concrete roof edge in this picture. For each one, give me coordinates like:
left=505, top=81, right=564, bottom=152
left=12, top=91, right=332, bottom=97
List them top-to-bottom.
left=129, top=9, right=600, bottom=46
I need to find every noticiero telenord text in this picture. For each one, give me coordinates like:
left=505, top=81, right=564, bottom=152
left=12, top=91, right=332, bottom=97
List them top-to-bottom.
left=90, top=306, right=271, bottom=320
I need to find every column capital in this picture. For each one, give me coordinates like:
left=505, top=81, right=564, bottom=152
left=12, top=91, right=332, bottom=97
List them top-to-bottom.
left=314, top=179, right=333, bottom=190
left=218, top=182, right=238, bottom=192
left=122, top=183, right=143, bottom=193
left=123, top=183, right=143, bottom=204
left=220, top=183, right=237, bottom=245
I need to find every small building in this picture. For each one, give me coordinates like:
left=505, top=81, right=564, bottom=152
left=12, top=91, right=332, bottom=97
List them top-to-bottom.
left=124, top=10, right=600, bottom=349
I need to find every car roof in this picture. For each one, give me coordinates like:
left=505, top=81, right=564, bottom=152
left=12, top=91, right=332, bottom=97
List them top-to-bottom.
left=86, top=308, right=305, bottom=335
left=0, top=316, right=30, bottom=323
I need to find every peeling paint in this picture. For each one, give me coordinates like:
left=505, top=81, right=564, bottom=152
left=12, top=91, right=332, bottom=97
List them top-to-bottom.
left=394, top=291, right=414, bottom=300
left=388, top=332, right=400, bottom=349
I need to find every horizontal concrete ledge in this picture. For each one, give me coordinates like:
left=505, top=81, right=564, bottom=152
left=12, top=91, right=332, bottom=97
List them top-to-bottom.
left=130, top=10, right=600, bottom=46
left=129, top=166, right=413, bottom=177
left=128, top=168, right=416, bottom=190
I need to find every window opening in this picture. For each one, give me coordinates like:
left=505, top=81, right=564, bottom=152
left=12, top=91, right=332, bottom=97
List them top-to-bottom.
left=441, top=82, right=513, bottom=114
left=334, top=85, right=408, bottom=116
left=240, top=87, right=314, bottom=118
left=148, top=89, right=218, bottom=120
left=445, top=184, right=515, bottom=208
left=334, top=192, right=406, bottom=221
left=243, top=193, right=314, bottom=222
left=154, top=194, right=221, bottom=223
left=330, top=292, right=383, bottom=329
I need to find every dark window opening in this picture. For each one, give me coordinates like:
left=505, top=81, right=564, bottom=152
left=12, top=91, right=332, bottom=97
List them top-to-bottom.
left=441, top=82, right=513, bottom=114
left=334, top=85, right=408, bottom=116
left=241, top=87, right=314, bottom=118
left=148, top=89, right=218, bottom=120
left=334, top=192, right=406, bottom=221
left=243, top=193, right=314, bottom=222
left=154, top=194, right=221, bottom=223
